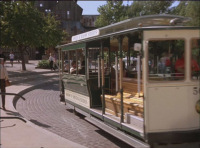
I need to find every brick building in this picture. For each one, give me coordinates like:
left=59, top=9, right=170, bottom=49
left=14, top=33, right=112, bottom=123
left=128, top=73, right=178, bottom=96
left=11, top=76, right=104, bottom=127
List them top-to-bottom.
left=2, top=1, right=99, bottom=60
left=35, top=1, right=85, bottom=36
left=81, top=15, right=98, bottom=30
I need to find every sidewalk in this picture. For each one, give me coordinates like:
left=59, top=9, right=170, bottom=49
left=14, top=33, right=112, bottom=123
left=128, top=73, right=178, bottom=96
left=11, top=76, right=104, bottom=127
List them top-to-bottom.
left=0, top=61, right=86, bottom=148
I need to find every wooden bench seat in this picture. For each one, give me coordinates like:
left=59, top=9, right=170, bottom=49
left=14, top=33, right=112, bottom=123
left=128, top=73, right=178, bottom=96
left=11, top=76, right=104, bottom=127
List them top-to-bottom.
left=102, top=78, right=144, bottom=118
left=122, top=78, right=143, bottom=96
left=102, top=94, right=144, bottom=118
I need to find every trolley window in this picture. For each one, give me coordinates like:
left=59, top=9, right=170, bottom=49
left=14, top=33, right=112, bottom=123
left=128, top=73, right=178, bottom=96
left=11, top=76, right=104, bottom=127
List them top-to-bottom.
left=191, top=38, right=200, bottom=80
left=148, top=39, right=185, bottom=81
left=88, top=48, right=100, bottom=75
left=63, top=49, right=85, bottom=75
left=63, top=51, right=70, bottom=73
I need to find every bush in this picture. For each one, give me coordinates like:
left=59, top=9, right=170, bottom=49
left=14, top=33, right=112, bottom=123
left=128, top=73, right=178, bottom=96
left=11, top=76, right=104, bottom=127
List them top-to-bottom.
left=37, top=60, right=50, bottom=69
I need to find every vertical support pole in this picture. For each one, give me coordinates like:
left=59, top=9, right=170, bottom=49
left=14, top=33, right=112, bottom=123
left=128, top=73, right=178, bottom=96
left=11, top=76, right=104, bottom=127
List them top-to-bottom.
left=119, top=36, right=124, bottom=123
left=128, top=37, right=131, bottom=66
left=101, top=40, right=105, bottom=115
left=108, top=43, right=111, bottom=69
left=108, top=43, right=111, bottom=93
left=84, top=46, right=89, bottom=80
left=58, top=49, right=61, bottom=93
left=60, top=49, right=65, bottom=102
left=76, top=50, right=78, bottom=75
left=61, top=51, right=64, bottom=74
left=68, top=51, right=70, bottom=74
left=115, top=53, right=118, bottom=92
left=137, top=54, right=141, bottom=96
left=98, top=56, right=101, bottom=88
left=157, top=56, right=159, bottom=74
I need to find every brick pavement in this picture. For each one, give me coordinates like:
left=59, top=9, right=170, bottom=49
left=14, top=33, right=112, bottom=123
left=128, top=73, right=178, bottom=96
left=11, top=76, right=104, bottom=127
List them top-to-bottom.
left=1, top=61, right=87, bottom=148
left=1, top=61, right=134, bottom=148
left=6, top=61, right=134, bottom=148
left=16, top=81, right=134, bottom=148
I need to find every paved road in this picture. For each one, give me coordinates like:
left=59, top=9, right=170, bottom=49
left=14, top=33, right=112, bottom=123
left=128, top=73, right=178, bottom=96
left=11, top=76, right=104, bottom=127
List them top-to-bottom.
left=16, top=81, right=134, bottom=148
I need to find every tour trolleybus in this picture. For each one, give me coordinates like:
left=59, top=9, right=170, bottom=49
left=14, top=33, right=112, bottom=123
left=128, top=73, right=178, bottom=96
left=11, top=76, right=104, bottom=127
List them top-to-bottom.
left=57, top=14, right=200, bottom=148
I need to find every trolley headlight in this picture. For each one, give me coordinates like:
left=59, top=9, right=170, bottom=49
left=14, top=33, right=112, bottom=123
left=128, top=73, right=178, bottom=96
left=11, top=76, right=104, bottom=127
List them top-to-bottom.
left=196, top=100, right=200, bottom=114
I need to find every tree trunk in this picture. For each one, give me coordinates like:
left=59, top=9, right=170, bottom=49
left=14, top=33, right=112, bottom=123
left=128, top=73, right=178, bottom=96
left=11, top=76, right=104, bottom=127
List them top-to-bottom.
left=19, top=46, right=26, bottom=71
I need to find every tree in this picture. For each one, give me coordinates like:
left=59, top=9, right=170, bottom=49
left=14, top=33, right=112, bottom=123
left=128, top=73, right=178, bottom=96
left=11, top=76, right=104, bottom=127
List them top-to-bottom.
left=0, top=1, right=64, bottom=70
left=95, top=1, right=127, bottom=27
left=127, top=1, right=173, bottom=18
left=169, top=1, right=200, bottom=26
left=170, top=1, right=187, bottom=16
left=185, top=1, right=200, bottom=26
left=42, top=14, right=64, bottom=48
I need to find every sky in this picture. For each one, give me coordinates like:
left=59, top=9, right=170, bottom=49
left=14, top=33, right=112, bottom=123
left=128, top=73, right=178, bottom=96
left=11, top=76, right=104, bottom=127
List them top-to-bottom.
left=77, top=1, right=179, bottom=15
left=77, top=1, right=133, bottom=15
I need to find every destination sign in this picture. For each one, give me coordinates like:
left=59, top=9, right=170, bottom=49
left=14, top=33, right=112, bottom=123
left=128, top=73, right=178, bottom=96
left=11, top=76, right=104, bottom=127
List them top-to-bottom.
left=72, top=29, right=100, bottom=42
left=65, top=89, right=90, bottom=108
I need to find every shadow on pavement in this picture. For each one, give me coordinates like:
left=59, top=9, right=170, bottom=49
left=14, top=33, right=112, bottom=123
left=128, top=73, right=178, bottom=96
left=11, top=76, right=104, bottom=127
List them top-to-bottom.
left=8, top=71, right=58, bottom=86
left=5, top=109, right=23, bottom=117
left=29, top=119, right=51, bottom=128
left=0, top=123, right=16, bottom=129
left=95, top=129, right=134, bottom=148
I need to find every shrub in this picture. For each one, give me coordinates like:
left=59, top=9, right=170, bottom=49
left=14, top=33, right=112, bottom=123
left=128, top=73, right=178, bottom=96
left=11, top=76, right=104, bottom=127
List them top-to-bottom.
left=37, top=60, right=50, bottom=69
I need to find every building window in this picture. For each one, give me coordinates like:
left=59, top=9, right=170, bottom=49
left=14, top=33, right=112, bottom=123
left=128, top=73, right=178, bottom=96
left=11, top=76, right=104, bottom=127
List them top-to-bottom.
left=45, top=9, right=51, bottom=13
left=67, top=11, right=70, bottom=19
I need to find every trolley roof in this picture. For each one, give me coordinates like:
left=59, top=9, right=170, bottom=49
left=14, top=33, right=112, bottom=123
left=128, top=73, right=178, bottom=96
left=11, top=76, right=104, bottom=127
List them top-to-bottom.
left=57, top=14, right=198, bottom=51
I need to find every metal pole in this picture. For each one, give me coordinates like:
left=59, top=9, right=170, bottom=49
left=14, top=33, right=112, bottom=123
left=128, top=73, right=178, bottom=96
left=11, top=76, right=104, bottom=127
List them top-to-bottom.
left=119, top=36, right=124, bottom=123
left=128, top=37, right=131, bottom=66
left=101, top=41, right=105, bottom=115
left=84, top=46, right=89, bottom=80
left=58, top=49, right=61, bottom=94
left=60, top=50, right=65, bottom=102
left=76, top=50, right=78, bottom=75
left=61, top=51, right=64, bottom=74
left=68, top=51, right=70, bottom=74
left=137, top=54, right=141, bottom=95
left=115, top=55, right=118, bottom=92
left=98, top=56, right=101, bottom=88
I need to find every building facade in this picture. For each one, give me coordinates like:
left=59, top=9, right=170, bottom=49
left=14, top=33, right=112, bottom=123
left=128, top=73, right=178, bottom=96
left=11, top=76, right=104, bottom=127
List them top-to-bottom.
left=1, top=1, right=99, bottom=60
left=34, top=1, right=85, bottom=36
left=81, top=15, right=99, bottom=30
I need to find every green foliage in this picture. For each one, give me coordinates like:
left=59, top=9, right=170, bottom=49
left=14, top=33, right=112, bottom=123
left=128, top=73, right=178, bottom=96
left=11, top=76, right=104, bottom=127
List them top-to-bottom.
left=0, top=1, right=65, bottom=70
left=95, top=1, right=127, bottom=27
left=96, top=1, right=199, bottom=27
left=127, top=1, right=173, bottom=18
left=171, top=1, right=200, bottom=26
left=185, top=1, right=200, bottom=26
left=1, top=2, right=44, bottom=48
left=1, top=2, right=64, bottom=48
left=170, top=2, right=187, bottom=16
left=42, top=14, right=65, bottom=48
left=37, top=60, right=50, bottom=69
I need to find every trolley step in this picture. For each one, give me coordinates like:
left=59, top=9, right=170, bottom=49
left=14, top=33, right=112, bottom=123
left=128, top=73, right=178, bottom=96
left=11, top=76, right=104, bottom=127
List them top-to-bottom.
left=85, top=116, right=150, bottom=148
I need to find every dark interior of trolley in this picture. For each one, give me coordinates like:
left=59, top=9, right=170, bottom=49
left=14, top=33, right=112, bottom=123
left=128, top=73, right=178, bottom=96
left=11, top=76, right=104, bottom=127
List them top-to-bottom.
left=60, top=31, right=146, bottom=134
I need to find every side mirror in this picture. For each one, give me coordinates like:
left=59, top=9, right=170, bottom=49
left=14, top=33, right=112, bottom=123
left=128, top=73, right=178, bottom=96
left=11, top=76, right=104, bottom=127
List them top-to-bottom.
left=134, top=43, right=142, bottom=52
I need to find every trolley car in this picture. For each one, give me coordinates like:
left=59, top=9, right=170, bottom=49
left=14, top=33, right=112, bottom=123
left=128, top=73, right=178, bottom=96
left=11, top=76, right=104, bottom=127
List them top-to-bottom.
left=57, top=15, right=200, bottom=148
